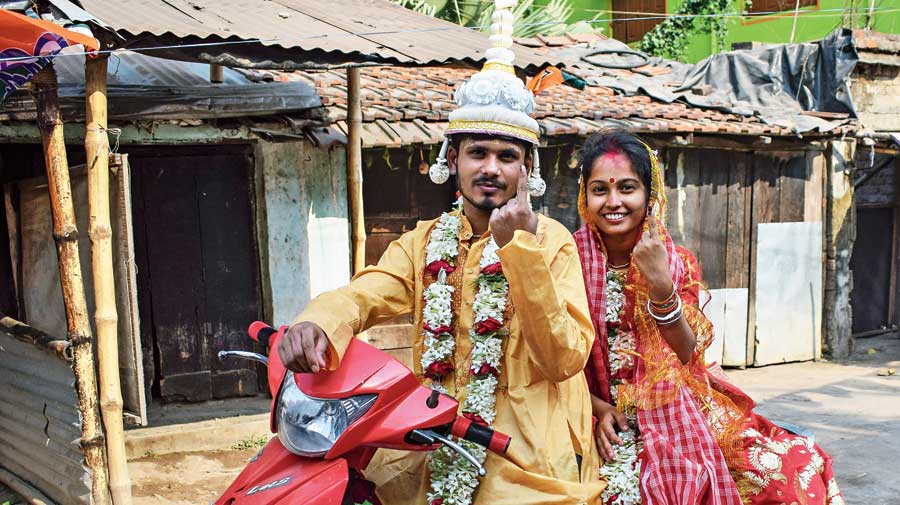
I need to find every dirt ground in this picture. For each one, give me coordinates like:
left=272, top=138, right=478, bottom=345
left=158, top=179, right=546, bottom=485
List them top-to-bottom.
left=126, top=335, right=900, bottom=505
left=130, top=449, right=259, bottom=505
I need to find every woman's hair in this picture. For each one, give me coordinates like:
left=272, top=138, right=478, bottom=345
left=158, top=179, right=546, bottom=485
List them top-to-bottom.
left=578, top=130, right=653, bottom=198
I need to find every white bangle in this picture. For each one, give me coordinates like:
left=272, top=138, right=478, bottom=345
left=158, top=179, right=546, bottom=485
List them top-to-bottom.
left=647, top=295, right=683, bottom=323
left=655, top=307, right=684, bottom=325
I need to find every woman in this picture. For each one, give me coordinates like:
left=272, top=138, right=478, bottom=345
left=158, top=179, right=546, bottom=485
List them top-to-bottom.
left=573, top=130, right=843, bottom=505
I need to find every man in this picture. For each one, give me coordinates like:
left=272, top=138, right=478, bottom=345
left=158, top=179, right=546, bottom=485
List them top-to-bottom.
left=279, top=2, right=604, bottom=503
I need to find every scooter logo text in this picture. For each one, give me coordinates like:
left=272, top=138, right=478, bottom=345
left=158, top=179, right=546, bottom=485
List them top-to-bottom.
left=245, top=476, right=291, bottom=496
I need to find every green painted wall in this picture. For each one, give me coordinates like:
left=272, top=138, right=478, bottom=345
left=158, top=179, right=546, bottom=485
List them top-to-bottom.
left=416, top=0, right=900, bottom=62
left=534, top=0, right=611, bottom=26
left=557, top=0, right=900, bottom=62
left=680, top=0, right=900, bottom=62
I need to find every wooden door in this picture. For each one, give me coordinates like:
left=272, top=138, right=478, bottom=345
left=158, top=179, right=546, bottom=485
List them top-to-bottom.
left=612, top=0, right=666, bottom=44
left=131, top=146, right=262, bottom=402
left=362, top=148, right=454, bottom=266
left=664, top=148, right=824, bottom=366
left=665, top=148, right=753, bottom=366
left=748, top=151, right=823, bottom=365
left=4, top=157, right=148, bottom=424
left=851, top=207, right=894, bottom=333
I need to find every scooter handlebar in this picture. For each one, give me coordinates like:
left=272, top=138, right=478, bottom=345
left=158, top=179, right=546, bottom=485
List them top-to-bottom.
left=250, top=320, right=512, bottom=457
left=247, top=321, right=282, bottom=350
left=450, top=416, right=511, bottom=455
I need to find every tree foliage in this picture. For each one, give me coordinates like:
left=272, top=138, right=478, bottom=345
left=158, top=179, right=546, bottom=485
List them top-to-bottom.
left=391, top=0, right=601, bottom=38
left=636, top=0, right=736, bottom=60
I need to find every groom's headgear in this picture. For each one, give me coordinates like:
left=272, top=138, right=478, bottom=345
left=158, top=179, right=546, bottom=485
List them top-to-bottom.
left=428, top=0, right=545, bottom=197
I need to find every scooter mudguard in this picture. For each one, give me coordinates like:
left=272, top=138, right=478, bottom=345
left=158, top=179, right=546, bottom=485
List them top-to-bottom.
left=215, top=437, right=348, bottom=505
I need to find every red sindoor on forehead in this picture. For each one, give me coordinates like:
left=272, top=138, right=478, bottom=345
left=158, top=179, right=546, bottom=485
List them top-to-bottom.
left=599, top=148, right=624, bottom=160
left=599, top=149, right=626, bottom=184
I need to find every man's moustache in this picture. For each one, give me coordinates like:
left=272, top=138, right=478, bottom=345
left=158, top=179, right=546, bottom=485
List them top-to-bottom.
left=473, top=177, right=507, bottom=189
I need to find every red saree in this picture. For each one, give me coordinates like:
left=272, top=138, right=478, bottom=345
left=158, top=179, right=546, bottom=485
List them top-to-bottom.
left=574, top=140, right=843, bottom=505
left=576, top=226, right=844, bottom=505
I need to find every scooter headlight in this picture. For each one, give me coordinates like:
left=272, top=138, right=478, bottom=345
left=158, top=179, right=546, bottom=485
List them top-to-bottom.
left=275, top=374, right=376, bottom=457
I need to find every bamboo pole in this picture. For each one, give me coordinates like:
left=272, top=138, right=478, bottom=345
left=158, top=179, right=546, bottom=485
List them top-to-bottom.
left=85, top=54, right=133, bottom=505
left=210, top=63, right=224, bottom=83
left=31, top=65, right=111, bottom=505
left=346, top=67, right=366, bottom=274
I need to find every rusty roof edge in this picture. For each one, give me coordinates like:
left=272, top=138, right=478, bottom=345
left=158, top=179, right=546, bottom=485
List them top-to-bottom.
left=48, top=0, right=563, bottom=71
left=92, top=30, right=560, bottom=71
left=335, top=117, right=854, bottom=147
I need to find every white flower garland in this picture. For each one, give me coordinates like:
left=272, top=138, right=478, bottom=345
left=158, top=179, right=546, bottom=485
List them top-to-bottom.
left=422, top=207, right=510, bottom=505
left=601, top=268, right=643, bottom=505
left=605, top=270, right=635, bottom=404
left=599, top=427, right=643, bottom=505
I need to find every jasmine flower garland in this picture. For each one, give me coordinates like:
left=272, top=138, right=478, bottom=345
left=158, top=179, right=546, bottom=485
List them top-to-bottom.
left=422, top=206, right=511, bottom=505
left=601, top=268, right=643, bottom=505
left=599, top=426, right=644, bottom=505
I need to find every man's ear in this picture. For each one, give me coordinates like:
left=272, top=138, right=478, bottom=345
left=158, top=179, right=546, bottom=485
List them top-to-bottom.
left=447, top=145, right=458, bottom=176
left=523, top=154, right=534, bottom=175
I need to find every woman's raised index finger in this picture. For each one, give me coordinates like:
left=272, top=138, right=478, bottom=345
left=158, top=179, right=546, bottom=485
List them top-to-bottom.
left=648, top=213, right=661, bottom=239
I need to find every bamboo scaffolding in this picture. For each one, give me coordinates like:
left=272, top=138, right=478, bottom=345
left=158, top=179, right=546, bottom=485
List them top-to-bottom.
left=85, top=54, right=133, bottom=505
left=32, top=65, right=111, bottom=505
left=347, top=67, right=366, bottom=274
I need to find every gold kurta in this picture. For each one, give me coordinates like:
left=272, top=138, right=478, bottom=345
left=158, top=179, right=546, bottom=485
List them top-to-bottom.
left=295, top=213, right=605, bottom=505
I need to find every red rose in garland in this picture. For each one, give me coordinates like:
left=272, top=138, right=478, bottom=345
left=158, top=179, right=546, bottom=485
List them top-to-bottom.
left=426, top=260, right=454, bottom=275
left=481, top=262, right=503, bottom=275
left=474, top=317, right=502, bottom=335
left=424, top=322, right=452, bottom=335
left=424, top=361, right=454, bottom=380
left=470, top=363, right=499, bottom=378
left=463, top=412, right=488, bottom=425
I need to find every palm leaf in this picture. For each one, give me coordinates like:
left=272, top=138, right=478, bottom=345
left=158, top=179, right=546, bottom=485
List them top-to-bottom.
left=390, top=0, right=598, bottom=38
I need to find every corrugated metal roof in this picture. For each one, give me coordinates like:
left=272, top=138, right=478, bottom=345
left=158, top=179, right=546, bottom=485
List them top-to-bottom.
left=58, top=0, right=563, bottom=70
left=0, top=49, right=323, bottom=121
left=55, top=49, right=252, bottom=87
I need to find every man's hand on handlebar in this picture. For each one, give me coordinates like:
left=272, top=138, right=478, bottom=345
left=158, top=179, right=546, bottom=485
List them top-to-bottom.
left=278, top=322, right=329, bottom=373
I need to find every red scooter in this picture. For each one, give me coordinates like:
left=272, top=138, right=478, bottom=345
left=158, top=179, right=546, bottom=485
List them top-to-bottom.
left=214, top=322, right=511, bottom=505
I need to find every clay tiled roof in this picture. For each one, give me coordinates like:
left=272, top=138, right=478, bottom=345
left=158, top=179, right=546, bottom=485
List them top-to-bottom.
left=853, top=29, right=900, bottom=66
left=853, top=29, right=900, bottom=53
left=235, top=31, right=855, bottom=147
left=253, top=65, right=810, bottom=147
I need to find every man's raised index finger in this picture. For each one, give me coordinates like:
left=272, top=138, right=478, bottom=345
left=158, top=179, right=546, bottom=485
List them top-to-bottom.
left=517, top=164, right=529, bottom=202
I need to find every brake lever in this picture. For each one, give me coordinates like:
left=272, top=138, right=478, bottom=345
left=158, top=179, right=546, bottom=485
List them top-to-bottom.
left=218, top=350, right=268, bottom=366
left=409, top=429, right=486, bottom=477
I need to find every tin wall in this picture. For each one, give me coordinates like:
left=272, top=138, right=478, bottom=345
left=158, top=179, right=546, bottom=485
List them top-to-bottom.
left=0, top=330, right=90, bottom=504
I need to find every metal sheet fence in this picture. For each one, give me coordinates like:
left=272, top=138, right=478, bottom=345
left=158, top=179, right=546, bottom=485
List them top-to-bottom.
left=0, top=330, right=90, bottom=505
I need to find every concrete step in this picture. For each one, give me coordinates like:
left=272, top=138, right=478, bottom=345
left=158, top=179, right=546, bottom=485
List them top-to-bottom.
left=125, top=413, right=271, bottom=460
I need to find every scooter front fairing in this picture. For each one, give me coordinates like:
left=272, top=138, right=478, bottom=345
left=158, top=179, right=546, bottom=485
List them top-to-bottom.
left=214, top=437, right=348, bottom=505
